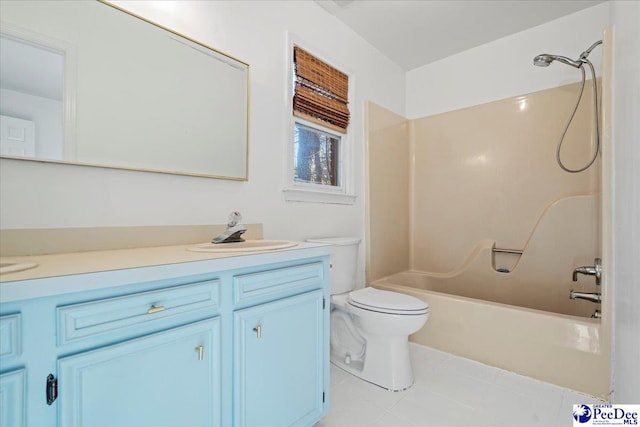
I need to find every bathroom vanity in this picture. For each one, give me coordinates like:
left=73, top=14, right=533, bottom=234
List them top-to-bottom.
left=0, top=243, right=330, bottom=426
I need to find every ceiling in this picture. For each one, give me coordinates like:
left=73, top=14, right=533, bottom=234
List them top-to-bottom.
left=315, top=0, right=606, bottom=71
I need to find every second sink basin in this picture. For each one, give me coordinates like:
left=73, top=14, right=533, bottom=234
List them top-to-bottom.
left=188, top=240, right=298, bottom=253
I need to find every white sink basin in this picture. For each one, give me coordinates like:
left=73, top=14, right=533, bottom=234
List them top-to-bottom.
left=188, top=240, right=298, bottom=253
left=0, top=262, right=38, bottom=275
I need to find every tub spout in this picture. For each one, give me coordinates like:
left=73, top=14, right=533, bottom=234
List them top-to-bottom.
left=572, top=258, right=601, bottom=285
left=569, top=290, right=601, bottom=303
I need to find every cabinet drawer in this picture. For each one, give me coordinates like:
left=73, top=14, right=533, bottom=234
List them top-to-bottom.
left=233, top=262, right=324, bottom=305
left=57, top=280, right=220, bottom=345
left=0, top=314, right=21, bottom=360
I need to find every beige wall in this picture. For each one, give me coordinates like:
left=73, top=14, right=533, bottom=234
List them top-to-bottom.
left=368, top=80, right=600, bottom=280
left=411, top=80, right=599, bottom=273
left=366, top=102, right=410, bottom=282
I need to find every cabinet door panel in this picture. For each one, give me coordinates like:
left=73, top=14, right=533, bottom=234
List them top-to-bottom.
left=234, top=290, right=324, bottom=427
left=0, top=314, right=21, bottom=360
left=58, top=318, right=221, bottom=427
left=0, top=369, right=26, bottom=427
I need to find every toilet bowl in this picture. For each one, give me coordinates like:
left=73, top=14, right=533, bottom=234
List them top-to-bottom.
left=307, top=237, right=429, bottom=391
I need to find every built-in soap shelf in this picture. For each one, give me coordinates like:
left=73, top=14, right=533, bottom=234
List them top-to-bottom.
left=491, top=247, right=523, bottom=273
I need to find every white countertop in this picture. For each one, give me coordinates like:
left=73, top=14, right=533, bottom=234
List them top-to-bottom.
left=0, top=242, right=330, bottom=303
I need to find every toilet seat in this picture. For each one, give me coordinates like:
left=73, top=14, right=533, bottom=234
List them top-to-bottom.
left=348, top=287, right=428, bottom=315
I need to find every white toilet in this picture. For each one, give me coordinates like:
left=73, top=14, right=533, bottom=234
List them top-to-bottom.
left=307, top=237, right=429, bottom=391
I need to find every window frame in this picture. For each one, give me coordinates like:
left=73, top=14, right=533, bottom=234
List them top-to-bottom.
left=283, top=34, right=356, bottom=205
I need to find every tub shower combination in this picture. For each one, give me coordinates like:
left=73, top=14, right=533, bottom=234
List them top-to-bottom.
left=367, top=39, right=609, bottom=398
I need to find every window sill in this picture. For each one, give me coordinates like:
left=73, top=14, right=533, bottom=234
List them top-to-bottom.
left=283, top=188, right=356, bottom=205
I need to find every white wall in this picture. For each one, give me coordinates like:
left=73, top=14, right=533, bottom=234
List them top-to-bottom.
left=0, top=0, right=405, bottom=261
left=610, top=0, right=640, bottom=404
left=406, top=2, right=610, bottom=119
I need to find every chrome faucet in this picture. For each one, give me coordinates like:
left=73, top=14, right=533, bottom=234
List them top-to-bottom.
left=212, top=211, right=247, bottom=244
left=572, top=258, right=601, bottom=285
left=569, top=290, right=601, bottom=303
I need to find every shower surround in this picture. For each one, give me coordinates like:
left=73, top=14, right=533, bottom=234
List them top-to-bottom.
left=366, top=66, right=609, bottom=397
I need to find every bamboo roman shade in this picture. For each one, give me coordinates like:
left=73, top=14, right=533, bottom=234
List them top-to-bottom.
left=293, top=46, right=350, bottom=133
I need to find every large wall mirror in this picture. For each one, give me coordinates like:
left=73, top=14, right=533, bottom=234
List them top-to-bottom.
left=0, top=1, right=249, bottom=180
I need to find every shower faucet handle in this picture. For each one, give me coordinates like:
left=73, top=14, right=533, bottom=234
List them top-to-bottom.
left=572, top=258, right=601, bottom=286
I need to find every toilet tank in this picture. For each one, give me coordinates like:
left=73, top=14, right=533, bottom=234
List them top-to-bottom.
left=306, top=237, right=361, bottom=295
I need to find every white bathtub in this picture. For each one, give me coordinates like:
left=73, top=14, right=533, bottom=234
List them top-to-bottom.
left=372, top=270, right=610, bottom=399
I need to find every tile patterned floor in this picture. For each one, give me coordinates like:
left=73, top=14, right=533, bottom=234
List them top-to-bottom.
left=316, top=343, right=604, bottom=427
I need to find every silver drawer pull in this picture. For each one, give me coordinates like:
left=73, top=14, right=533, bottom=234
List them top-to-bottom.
left=147, top=304, right=166, bottom=314
left=253, top=325, right=262, bottom=339
left=195, top=345, right=204, bottom=361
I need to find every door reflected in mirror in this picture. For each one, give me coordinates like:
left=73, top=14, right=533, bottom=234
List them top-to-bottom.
left=0, top=0, right=249, bottom=180
left=0, top=35, right=64, bottom=160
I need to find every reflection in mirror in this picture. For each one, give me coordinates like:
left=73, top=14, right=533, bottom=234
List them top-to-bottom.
left=0, top=0, right=249, bottom=180
left=0, top=35, right=64, bottom=159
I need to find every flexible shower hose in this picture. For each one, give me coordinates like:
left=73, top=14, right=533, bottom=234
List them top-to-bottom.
left=555, top=59, right=600, bottom=173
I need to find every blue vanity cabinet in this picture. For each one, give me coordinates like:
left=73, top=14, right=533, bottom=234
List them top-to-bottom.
left=0, top=249, right=330, bottom=427
left=1, top=274, right=224, bottom=427
left=57, top=318, right=221, bottom=427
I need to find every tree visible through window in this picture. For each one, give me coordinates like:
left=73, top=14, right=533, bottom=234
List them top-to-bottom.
left=294, top=122, right=340, bottom=187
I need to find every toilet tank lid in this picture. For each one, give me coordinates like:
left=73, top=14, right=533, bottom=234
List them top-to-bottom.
left=306, top=237, right=361, bottom=246
left=349, top=287, right=428, bottom=312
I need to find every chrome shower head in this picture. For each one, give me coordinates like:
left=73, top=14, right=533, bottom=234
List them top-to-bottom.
left=533, top=53, right=582, bottom=68
left=533, top=54, right=554, bottom=67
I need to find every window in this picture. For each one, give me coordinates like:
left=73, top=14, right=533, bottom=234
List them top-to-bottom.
left=284, top=44, right=355, bottom=204
left=294, top=121, right=341, bottom=187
